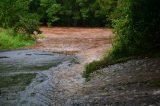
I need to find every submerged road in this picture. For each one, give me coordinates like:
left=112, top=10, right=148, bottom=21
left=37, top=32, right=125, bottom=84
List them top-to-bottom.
left=0, top=27, right=113, bottom=105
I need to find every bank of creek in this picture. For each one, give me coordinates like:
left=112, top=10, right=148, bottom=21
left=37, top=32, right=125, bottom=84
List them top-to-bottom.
left=1, top=28, right=160, bottom=106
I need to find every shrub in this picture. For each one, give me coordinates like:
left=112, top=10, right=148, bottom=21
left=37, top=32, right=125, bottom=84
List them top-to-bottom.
left=14, top=13, right=40, bottom=34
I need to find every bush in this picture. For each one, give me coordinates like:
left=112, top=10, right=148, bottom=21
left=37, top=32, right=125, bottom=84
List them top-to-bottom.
left=14, top=13, right=40, bottom=34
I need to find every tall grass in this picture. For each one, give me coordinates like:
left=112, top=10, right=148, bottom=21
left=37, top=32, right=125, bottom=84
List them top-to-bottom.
left=0, top=29, right=35, bottom=50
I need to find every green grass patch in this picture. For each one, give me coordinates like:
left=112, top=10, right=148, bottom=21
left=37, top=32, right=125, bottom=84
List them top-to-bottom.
left=0, top=29, right=35, bottom=50
left=83, top=54, right=136, bottom=81
left=0, top=73, right=36, bottom=88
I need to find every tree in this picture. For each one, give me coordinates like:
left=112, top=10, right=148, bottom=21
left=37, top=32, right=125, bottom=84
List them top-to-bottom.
left=0, top=0, right=40, bottom=34
left=29, top=0, right=117, bottom=27
left=98, top=0, right=118, bottom=26
left=109, top=0, right=160, bottom=59
left=46, top=4, right=62, bottom=26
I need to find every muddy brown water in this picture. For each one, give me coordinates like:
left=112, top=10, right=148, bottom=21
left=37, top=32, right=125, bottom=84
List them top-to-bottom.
left=0, top=27, right=113, bottom=105
left=31, top=27, right=113, bottom=58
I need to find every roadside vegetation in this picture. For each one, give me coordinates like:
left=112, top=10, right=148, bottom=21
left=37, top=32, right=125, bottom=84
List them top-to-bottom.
left=0, top=0, right=39, bottom=50
left=84, top=0, right=160, bottom=80
left=0, top=29, right=35, bottom=50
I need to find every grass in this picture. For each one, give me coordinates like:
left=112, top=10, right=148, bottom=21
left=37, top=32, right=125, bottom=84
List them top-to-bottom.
left=0, top=29, right=35, bottom=50
left=83, top=55, right=136, bottom=81
left=0, top=73, right=36, bottom=88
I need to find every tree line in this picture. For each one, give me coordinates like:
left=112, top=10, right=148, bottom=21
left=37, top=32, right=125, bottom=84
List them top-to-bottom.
left=0, top=0, right=117, bottom=34
left=29, top=0, right=117, bottom=27
left=84, top=0, right=160, bottom=79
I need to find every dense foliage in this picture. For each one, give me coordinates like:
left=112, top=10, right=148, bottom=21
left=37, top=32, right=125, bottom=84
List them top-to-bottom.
left=0, top=0, right=40, bottom=34
left=0, top=0, right=118, bottom=30
left=0, top=0, right=118, bottom=31
left=29, top=0, right=118, bottom=27
left=84, top=0, right=160, bottom=79
left=110, top=0, right=160, bottom=59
